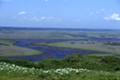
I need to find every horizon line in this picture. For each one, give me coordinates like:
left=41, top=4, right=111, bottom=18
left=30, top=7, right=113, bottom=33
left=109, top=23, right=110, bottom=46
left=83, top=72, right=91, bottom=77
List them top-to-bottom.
left=0, top=26, right=120, bottom=30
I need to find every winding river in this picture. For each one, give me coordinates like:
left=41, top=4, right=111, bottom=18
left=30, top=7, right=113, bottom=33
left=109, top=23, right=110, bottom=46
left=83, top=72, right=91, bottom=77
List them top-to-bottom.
left=8, top=39, right=111, bottom=61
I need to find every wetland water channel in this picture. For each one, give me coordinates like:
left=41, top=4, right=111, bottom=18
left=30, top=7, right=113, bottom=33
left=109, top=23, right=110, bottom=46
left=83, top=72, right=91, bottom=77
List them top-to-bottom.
left=8, top=38, right=119, bottom=61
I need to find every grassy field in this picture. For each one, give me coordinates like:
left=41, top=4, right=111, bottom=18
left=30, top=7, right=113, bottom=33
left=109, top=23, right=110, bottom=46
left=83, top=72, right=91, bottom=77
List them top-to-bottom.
left=1, top=28, right=120, bottom=39
left=1, top=29, right=120, bottom=56
left=0, top=39, right=42, bottom=56
left=32, top=41, right=120, bottom=55
left=0, top=45, right=42, bottom=56
left=0, top=55, right=120, bottom=80
left=0, top=65, right=120, bottom=80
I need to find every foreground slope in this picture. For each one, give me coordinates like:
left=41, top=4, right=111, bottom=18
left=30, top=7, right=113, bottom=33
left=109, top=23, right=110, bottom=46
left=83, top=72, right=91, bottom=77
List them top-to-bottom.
left=0, top=62, right=120, bottom=80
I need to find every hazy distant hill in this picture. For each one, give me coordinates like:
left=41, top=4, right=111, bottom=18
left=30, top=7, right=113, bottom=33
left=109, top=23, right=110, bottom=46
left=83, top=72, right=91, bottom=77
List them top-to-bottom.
left=0, top=27, right=120, bottom=39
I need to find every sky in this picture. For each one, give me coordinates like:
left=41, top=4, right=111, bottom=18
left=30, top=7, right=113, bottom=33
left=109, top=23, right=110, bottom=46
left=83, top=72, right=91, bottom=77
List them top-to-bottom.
left=0, top=0, right=120, bottom=29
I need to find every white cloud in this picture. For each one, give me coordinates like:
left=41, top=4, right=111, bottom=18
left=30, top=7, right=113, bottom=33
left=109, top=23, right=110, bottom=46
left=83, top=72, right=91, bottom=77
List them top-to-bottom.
left=15, top=11, right=62, bottom=23
left=18, top=11, right=27, bottom=15
left=104, top=13, right=120, bottom=21
left=17, top=15, right=58, bottom=22
left=38, top=16, right=54, bottom=21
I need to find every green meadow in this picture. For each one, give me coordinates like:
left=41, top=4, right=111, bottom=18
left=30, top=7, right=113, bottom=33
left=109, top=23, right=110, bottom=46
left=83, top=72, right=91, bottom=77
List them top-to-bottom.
left=0, top=39, right=42, bottom=56
left=0, top=55, right=120, bottom=80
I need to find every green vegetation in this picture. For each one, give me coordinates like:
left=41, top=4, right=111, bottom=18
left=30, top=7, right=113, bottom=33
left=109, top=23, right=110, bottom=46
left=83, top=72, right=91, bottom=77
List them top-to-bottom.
left=1, top=29, right=120, bottom=80
left=0, top=39, right=42, bottom=56
left=0, top=39, right=14, bottom=46
left=31, top=41, right=120, bottom=55
left=104, top=42, right=120, bottom=46
left=0, top=45, right=42, bottom=56
left=0, top=55, right=120, bottom=80
left=1, top=55, right=120, bottom=71
left=35, top=55, right=120, bottom=71
left=0, top=64, right=120, bottom=80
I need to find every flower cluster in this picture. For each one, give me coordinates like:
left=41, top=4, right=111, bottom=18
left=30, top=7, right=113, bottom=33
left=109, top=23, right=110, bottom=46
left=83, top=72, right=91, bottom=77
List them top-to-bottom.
left=0, top=62, right=90, bottom=75
left=54, top=68, right=90, bottom=75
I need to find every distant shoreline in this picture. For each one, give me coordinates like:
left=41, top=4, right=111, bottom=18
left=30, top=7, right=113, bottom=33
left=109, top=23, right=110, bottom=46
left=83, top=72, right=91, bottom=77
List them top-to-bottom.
left=0, top=26, right=120, bottom=32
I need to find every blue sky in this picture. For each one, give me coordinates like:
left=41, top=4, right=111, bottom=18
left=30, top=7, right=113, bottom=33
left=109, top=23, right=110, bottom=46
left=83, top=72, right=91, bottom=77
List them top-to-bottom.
left=0, top=0, right=120, bottom=29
